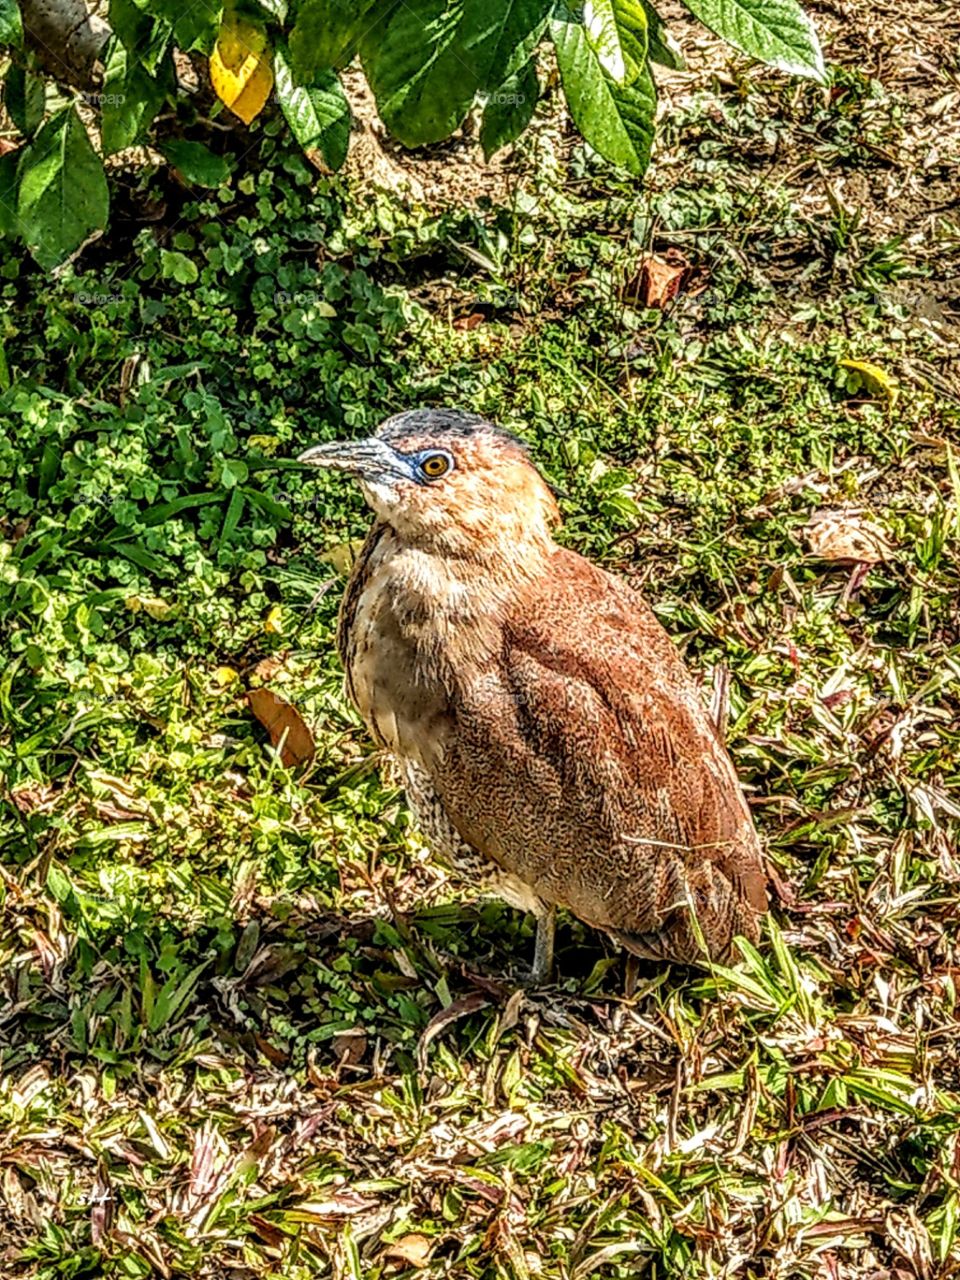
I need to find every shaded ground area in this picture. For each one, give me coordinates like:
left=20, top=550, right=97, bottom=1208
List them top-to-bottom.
left=1, top=2, right=959, bottom=1278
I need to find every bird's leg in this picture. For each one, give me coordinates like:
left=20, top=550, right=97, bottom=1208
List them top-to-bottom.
left=531, top=905, right=556, bottom=984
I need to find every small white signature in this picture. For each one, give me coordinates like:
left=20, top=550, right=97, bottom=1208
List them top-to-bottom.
left=81, top=1190, right=114, bottom=1205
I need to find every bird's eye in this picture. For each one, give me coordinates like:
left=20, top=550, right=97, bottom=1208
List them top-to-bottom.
left=419, top=451, right=451, bottom=479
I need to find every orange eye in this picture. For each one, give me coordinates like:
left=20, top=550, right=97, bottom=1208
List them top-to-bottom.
left=420, top=452, right=451, bottom=479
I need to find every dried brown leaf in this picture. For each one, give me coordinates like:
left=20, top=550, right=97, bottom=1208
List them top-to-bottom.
left=627, top=249, right=708, bottom=309
left=804, top=509, right=895, bottom=564
left=247, top=688, right=316, bottom=768
left=9, top=782, right=59, bottom=814
left=417, top=992, right=489, bottom=1069
left=332, top=1029, right=367, bottom=1066
left=189, top=1122, right=221, bottom=1199
left=89, top=1162, right=114, bottom=1245
left=287, top=1190, right=380, bottom=1220
left=382, top=1233, right=435, bottom=1268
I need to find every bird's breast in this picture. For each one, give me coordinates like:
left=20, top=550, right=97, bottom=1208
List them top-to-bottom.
left=340, top=535, right=491, bottom=765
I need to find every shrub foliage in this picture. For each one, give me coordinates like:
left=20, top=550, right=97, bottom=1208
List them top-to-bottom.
left=0, top=0, right=824, bottom=268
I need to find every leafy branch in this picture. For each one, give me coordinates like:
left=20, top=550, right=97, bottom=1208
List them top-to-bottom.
left=0, top=0, right=825, bottom=269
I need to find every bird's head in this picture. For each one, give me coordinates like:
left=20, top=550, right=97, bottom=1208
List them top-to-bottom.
left=298, top=409, right=561, bottom=559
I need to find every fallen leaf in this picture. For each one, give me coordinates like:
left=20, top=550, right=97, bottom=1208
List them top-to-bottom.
left=210, top=11, right=273, bottom=125
left=627, top=248, right=708, bottom=309
left=452, top=312, right=485, bottom=331
left=119, top=353, right=147, bottom=406
left=838, top=359, right=899, bottom=406
left=804, top=509, right=895, bottom=565
left=321, top=540, right=363, bottom=576
left=125, top=595, right=176, bottom=620
left=251, top=653, right=286, bottom=683
left=213, top=666, right=240, bottom=686
left=247, top=687, right=315, bottom=767
left=821, top=689, right=853, bottom=711
left=10, top=782, right=58, bottom=814
left=417, top=992, right=489, bottom=1070
left=332, top=1030, right=367, bottom=1066
left=254, top=1034, right=289, bottom=1066
left=189, top=1122, right=222, bottom=1199
left=89, top=1163, right=113, bottom=1246
left=286, top=1190, right=380, bottom=1220
left=250, top=1213, right=286, bottom=1248
left=382, top=1234, right=435, bottom=1268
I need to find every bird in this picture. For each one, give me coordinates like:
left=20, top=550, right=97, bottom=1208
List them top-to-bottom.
left=299, top=409, right=767, bottom=980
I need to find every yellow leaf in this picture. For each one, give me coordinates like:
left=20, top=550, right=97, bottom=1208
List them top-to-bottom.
left=210, top=12, right=273, bottom=125
left=838, top=359, right=899, bottom=406
left=320, top=540, right=363, bottom=577
left=125, top=595, right=176, bottom=621
left=264, top=605, right=284, bottom=635
left=213, top=666, right=240, bottom=686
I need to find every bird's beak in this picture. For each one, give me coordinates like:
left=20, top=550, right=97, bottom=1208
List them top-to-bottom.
left=297, top=437, right=403, bottom=481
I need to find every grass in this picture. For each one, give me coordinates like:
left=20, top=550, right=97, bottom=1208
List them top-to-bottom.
left=2, top=5, right=960, bottom=1276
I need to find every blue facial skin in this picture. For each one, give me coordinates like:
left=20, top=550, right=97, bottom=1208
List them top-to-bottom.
left=297, top=438, right=455, bottom=489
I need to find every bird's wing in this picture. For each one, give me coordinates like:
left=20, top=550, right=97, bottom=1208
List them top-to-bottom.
left=443, top=547, right=767, bottom=948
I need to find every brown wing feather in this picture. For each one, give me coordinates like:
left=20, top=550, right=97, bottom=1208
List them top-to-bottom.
left=429, top=547, right=767, bottom=962
left=512, top=551, right=765, bottom=899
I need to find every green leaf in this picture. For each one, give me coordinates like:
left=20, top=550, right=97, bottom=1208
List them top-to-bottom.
left=0, top=0, right=23, bottom=45
left=109, top=0, right=155, bottom=55
left=127, top=0, right=220, bottom=53
left=289, top=0, right=382, bottom=79
left=359, top=0, right=486, bottom=146
left=361, top=0, right=550, bottom=147
left=477, top=0, right=549, bottom=159
left=479, top=0, right=551, bottom=89
left=583, top=0, right=647, bottom=86
left=613, top=0, right=648, bottom=81
left=638, top=0, right=684, bottom=69
left=682, top=0, right=825, bottom=79
left=168, top=1, right=221, bottom=51
left=550, top=11, right=656, bottom=175
left=141, top=22, right=172, bottom=75
left=101, top=37, right=171, bottom=154
left=274, top=42, right=351, bottom=170
left=480, top=57, right=538, bottom=159
left=609, top=60, right=656, bottom=170
left=5, top=65, right=46, bottom=136
left=17, top=108, right=109, bottom=270
left=159, top=139, right=234, bottom=187
left=0, top=150, right=18, bottom=238
left=160, top=249, right=199, bottom=283
left=220, top=456, right=249, bottom=488
left=242, top=486, right=293, bottom=522
left=220, top=488, right=245, bottom=542
left=140, top=492, right=223, bottom=525
left=93, top=539, right=171, bottom=574
left=46, top=863, right=75, bottom=906
left=148, top=961, right=209, bottom=1032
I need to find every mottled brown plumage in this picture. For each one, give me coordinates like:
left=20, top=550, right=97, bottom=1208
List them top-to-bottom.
left=300, top=409, right=767, bottom=976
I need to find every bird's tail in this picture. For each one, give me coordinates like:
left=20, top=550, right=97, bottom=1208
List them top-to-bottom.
left=611, top=867, right=762, bottom=966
